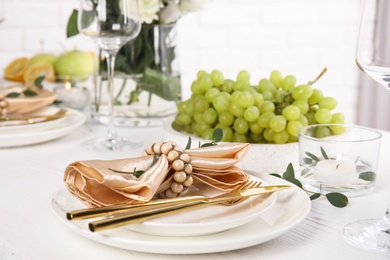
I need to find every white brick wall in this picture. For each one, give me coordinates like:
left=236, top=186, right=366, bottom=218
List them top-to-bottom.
left=0, top=0, right=362, bottom=124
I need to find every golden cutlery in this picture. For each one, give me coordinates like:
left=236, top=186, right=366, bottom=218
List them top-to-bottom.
left=0, top=109, right=67, bottom=124
left=68, top=180, right=261, bottom=221
left=88, top=185, right=290, bottom=232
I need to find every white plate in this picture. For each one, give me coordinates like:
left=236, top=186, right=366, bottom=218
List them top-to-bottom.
left=0, top=106, right=67, bottom=133
left=0, top=108, right=85, bottom=148
left=51, top=172, right=311, bottom=254
left=53, top=175, right=277, bottom=237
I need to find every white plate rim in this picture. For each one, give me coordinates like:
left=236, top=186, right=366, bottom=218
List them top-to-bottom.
left=0, top=108, right=86, bottom=147
left=51, top=172, right=311, bottom=254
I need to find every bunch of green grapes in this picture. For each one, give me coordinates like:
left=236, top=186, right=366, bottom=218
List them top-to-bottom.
left=172, top=69, right=345, bottom=144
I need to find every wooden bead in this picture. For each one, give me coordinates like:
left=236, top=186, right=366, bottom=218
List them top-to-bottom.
left=152, top=142, right=163, bottom=154
left=161, top=143, right=173, bottom=155
left=145, top=145, right=154, bottom=155
left=174, top=146, right=184, bottom=153
left=167, top=150, right=179, bottom=162
left=179, top=153, right=190, bottom=163
left=172, top=159, right=184, bottom=171
left=184, top=164, right=193, bottom=174
left=173, top=171, right=187, bottom=183
left=183, top=176, right=193, bottom=187
left=171, top=182, right=184, bottom=193
left=165, top=188, right=178, bottom=198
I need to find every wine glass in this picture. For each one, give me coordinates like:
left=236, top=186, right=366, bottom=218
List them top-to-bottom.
left=78, top=0, right=142, bottom=151
left=343, top=0, right=390, bottom=253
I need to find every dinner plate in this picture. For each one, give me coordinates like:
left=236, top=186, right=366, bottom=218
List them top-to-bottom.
left=0, top=106, right=67, bottom=133
left=0, top=108, right=86, bottom=148
left=51, top=172, right=311, bottom=254
left=53, top=175, right=277, bottom=237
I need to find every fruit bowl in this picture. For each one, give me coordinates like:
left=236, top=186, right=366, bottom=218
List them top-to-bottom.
left=163, top=118, right=299, bottom=174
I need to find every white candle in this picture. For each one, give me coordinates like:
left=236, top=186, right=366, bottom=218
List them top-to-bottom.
left=54, top=81, right=90, bottom=109
left=314, top=154, right=357, bottom=185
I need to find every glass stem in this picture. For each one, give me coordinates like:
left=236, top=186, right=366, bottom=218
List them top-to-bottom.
left=104, top=50, right=118, bottom=141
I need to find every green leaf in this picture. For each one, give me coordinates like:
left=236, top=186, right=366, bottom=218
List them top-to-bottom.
left=66, top=9, right=79, bottom=38
left=34, top=76, right=45, bottom=88
left=23, top=89, right=38, bottom=96
left=6, top=92, right=20, bottom=98
left=212, top=128, right=223, bottom=142
left=185, top=136, right=192, bottom=150
left=200, top=142, right=217, bottom=147
left=320, top=146, right=329, bottom=159
left=305, top=152, right=320, bottom=162
left=303, top=157, right=313, bottom=165
left=282, top=162, right=295, bottom=179
left=133, top=170, right=145, bottom=178
left=359, top=171, right=376, bottom=181
left=270, top=173, right=282, bottom=178
left=284, top=177, right=303, bottom=188
left=325, top=192, right=349, bottom=208
left=310, top=193, right=321, bottom=200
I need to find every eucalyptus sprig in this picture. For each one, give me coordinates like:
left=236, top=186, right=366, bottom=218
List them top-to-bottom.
left=6, top=76, right=45, bottom=98
left=185, top=128, right=223, bottom=149
left=109, top=152, right=158, bottom=178
left=271, top=163, right=349, bottom=208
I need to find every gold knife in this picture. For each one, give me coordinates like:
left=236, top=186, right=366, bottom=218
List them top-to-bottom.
left=88, top=185, right=290, bottom=232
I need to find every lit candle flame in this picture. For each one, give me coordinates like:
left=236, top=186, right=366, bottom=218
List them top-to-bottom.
left=65, top=81, right=72, bottom=90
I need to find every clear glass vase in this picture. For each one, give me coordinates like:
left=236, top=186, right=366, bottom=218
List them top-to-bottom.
left=91, top=23, right=181, bottom=127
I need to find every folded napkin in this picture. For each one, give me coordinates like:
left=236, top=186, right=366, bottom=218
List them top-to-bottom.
left=0, top=85, right=57, bottom=116
left=64, top=143, right=250, bottom=208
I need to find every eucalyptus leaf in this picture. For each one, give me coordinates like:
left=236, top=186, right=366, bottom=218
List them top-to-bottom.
left=66, top=9, right=79, bottom=38
left=34, top=76, right=45, bottom=88
left=23, top=89, right=38, bottom=96
left=6, top=92, right=20, bottom=98
left=212, top=128, right=223, bottom=142
left=185, top=136, right=192, bottom=150
left=320, top=146, right=329, bottom=159
left=305, top=152, right=320, bottom=162
left=303, top=157, right=313, bottom=165
left=282, top=162, right=295, bottom=179
left=133, top=170, right=145, bottom=178
left=359, top=171, right=376, bottom=181
left=270, top=173, right=282, bottom=178
left=325, top=192, right=349, bottom=208
left=310, top=193, right=321, bottom=200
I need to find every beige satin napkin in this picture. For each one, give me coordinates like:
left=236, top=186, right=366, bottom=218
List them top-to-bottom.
left=0, top=85, right=57, bottom=116
left=64, top=143, right=250, bottom=208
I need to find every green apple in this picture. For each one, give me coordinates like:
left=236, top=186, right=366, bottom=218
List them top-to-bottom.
left=54, top=50, right=94, bottom=81
left=28, top=53, right=57, bottom=66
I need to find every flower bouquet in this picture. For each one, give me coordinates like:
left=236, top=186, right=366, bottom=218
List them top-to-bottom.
left=66, top=0, right=209, bottom=124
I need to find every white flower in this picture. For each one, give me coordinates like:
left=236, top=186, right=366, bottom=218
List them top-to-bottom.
left=138, top=0, right=163, bottom=24
left=179, top=0, right=210, bottom=13
left=158, top=1, right=182, bottom=24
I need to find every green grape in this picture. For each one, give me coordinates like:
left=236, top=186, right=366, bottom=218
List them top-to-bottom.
left=197, top=70, right=208, bottom=79
left=210, top=70, right=224, bottom=87
left=237, top=70, right=250, bottom=81
left=270, top=70, right=283, bottom=89
left=198, top=74, right=213, bottom=92
left=281, top=75, right=296, bottom=91
left=258, top=78, right=276, bottom=93
left=221, top=79, right=234, bottom=93
left=233, top=79, right=250, bottom=91
left=190, top=80, right=204, bottom=95
left=291, top=84, right=313, bottom=100
left=205, top=88, right=220, bottom=103
left=308, top=88, right=324, bottom=105
left=274, top=89, right=288, bottom=103
left=261, top=90, right=274, bottom=101
left=237, top=91, right=255, bottom=108
left=217, top=92, right=232, bottom=102
left=252, top=92, right=264, bottom=106
left=193, top=95, right=210, bottom=113
left=212, top=96, right=229, bottom=113
left=318, top=97, right=338, bottom=110
left=177, top=100, right=194, bottom=116
left=259, top=100, right=275, bottom=113
left=292, top=100, right=309, bottom=114
left=228, top=102, right=245, bottom=117
left=282, top=105, right=301, bottom=121
left=244, top=106, right=260, bottom=122
left=203, top=108, right=218, bottom=125
left=315, top=108, right=332, bottom=124
left=218, top=111, right=234, bottom=126
left=257, top=111, right=275, bottom=128
left=305, top=111, right=317, bottom=125
left=193, top=112, right=204, bottom=123
left=332, top=112, right=345, bottom=123
left=176, top=113, right=193, bottom=125
left=297, top=114, right=309, bottom=126
left=269, top=115, right=287, bottom=132
left=233, top=117, right=249, bottom=134
left=287, top=120, right=303, bottom=137
left=249, top=121, right=263, bottom=134
left=193, top=122, right=210, bottom=136
left=330, top=125, right=346, bottom=135
left=220, top=126, right=233, bottom=142
left=316, top=126, right=332, bottom=138
left=202, top=128, right=214, bottom=140
left=263, top=128, right=274, bottom=142
left=273, top=129, right=289, bottom=144
left=250, top=131, right=265, bottom=143
left=232, top=132, right=247, bottom=143
left=287, top=134, right=298, bottom=143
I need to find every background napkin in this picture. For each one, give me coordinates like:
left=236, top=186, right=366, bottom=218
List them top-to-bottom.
left=64, top=143, right=250, bottom=208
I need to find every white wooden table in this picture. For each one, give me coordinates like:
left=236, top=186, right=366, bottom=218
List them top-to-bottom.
left=0, top=116, right=389, bottom=260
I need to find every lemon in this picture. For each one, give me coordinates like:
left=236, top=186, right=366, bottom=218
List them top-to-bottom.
left=3, top=57, right=29, bottom=82
left=23, top=63, right=56, bottom=83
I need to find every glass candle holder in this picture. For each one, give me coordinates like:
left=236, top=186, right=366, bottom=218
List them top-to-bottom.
left=298, top=124, right=382, bottom=196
